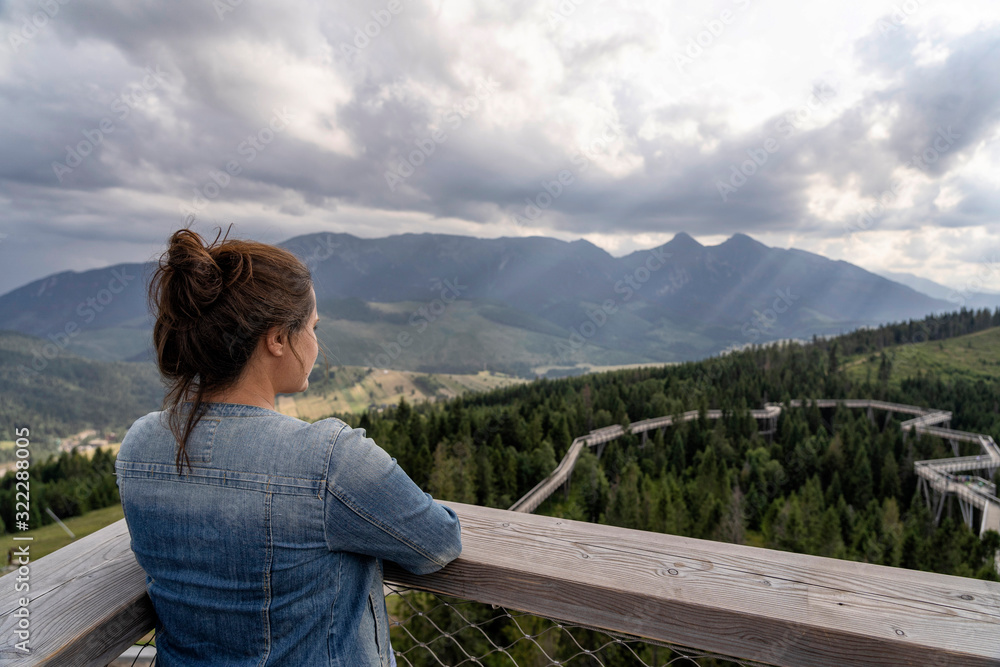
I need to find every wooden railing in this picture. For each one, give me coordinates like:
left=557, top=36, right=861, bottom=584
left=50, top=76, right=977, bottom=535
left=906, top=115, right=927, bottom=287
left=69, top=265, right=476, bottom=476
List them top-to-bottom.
left=2, top=502, right=1000, bottom=666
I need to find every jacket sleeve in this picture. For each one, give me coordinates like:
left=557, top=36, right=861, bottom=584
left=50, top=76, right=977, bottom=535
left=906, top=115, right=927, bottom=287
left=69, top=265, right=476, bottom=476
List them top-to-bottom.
left=323, top=421, right=462, bottom=574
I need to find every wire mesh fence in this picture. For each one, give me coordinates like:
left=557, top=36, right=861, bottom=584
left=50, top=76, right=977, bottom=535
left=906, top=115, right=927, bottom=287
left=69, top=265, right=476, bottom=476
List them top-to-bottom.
left=385, top=582, right=775, bottom=667
left=108, top=584, right=776, bottom=667
left=108, top=630, right=156, bottom=666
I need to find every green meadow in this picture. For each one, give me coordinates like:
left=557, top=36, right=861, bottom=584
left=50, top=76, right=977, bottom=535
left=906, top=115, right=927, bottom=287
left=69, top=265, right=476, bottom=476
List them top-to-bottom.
left=842, top=326, right=1000, bottom=386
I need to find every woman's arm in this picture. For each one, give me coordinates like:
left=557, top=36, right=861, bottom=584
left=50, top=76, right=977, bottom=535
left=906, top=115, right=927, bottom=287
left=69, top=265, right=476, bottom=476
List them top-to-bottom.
left=323, top=422, right=462, bottom=574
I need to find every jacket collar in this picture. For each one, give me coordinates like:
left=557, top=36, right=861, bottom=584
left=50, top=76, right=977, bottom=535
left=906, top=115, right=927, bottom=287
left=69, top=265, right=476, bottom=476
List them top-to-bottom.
left=178, top=401, right=283, bottom=417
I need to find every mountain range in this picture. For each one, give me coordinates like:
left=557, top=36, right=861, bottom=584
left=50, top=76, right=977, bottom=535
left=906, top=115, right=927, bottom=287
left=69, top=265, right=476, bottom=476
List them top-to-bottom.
left=0, top=231, right=992, bottom=375
left=875, top=269, right=1000, bottom=309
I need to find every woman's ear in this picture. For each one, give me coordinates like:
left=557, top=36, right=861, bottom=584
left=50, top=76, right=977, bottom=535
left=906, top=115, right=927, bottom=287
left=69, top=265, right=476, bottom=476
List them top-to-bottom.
left=264, top=325, right=286, bottom=357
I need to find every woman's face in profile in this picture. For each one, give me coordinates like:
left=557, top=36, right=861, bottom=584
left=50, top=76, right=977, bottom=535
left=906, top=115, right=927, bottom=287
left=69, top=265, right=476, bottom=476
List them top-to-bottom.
left=285, top=286, right=320, bottom=394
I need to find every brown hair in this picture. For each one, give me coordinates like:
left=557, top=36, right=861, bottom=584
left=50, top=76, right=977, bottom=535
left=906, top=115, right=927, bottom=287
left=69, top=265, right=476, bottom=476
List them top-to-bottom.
left=148, top=223, right=322, bottom=473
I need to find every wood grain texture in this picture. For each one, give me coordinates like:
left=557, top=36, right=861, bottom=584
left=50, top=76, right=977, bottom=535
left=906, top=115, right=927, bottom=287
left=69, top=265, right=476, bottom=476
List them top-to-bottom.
left=386, top=502, right=1000, bottom=667
left=2, top=507, right=999, bottom=666
left=0, top=519, right=155, bottom=666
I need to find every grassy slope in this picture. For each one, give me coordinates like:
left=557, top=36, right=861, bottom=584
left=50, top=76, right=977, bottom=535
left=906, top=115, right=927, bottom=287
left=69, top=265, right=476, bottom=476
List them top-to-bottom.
left=841, top=326, right=1000, bottom=386
left=281, top=362, right=667, bottom=420
left=278, top=367, right=531, bottom=420
left=0, top=503, right=125, bottom=564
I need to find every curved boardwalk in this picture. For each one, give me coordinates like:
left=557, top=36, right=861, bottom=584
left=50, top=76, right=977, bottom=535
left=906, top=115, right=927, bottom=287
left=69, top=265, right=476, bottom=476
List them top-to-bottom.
left=509, top=399, right=1000, bottom=538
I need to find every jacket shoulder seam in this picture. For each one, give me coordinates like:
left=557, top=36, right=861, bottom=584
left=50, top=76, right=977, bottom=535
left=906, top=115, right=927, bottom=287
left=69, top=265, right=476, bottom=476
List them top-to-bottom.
left=322, top=419, right=349, bottom=551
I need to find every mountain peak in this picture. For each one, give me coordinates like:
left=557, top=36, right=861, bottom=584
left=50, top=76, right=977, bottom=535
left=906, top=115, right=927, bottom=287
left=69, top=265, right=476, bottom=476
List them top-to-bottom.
left=666, top=232, right=704, bottom=250
left=722, top=233, right=766, bottom=249
left=715, top=234, right=771, bottom=256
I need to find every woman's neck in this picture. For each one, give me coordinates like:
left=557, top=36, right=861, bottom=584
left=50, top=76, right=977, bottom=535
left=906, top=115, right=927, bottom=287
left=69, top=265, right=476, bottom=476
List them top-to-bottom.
left=195, top=387, right=277, bottom=411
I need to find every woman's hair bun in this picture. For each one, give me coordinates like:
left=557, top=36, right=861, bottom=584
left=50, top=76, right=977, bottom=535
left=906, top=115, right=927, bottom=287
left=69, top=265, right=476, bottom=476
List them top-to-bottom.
left=165, top=228, right=226, bottom=318
left=211, top=243, right=254, bottom=292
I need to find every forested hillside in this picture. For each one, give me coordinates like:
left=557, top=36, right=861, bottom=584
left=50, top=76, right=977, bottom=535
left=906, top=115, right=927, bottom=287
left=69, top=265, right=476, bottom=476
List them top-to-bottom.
left=3, top=307, right=998, bottom=666
left=345, top=307, right=1000, bottom=582
left=358, top=308, right=1000, bottom=665
left=0, top=330, right=163, bottom=459
left=0, top=448, right=118, bottom=537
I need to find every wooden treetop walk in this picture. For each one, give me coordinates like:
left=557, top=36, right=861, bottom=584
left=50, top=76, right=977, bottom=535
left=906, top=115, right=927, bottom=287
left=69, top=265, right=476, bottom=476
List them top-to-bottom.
left=509, top=399, right=1000, bottom=537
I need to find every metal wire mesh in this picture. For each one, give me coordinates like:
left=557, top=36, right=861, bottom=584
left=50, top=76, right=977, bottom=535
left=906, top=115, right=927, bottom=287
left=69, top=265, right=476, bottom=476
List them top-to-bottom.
left=385, top=582, right=776, bottom=667
left=107, top=631, right=156, bottom=666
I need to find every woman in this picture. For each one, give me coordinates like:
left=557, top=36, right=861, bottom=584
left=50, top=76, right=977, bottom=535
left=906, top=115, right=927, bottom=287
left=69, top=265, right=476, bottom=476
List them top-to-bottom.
left=116, top=225, right=462, bottom=666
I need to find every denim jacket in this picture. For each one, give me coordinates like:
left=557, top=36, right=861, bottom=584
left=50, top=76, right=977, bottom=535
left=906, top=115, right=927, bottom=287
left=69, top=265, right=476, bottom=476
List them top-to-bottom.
left=115, top=401, right=462, bottom=666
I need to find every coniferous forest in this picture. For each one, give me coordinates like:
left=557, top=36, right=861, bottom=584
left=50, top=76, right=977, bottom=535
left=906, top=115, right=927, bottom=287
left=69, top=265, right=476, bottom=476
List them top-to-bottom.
left=3, top=308, right=999, bottom=665
left=350, top=308, right=1000, bottom=581
left=355, top=309, right=1000, bottom=665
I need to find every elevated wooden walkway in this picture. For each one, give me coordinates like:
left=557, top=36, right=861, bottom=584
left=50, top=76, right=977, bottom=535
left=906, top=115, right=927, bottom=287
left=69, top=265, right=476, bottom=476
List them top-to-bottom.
left=510, top=398, right=1000, bottom=538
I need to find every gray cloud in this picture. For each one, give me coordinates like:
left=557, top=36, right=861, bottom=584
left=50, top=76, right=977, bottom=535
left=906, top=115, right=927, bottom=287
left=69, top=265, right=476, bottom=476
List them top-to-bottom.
left=0, top=1, right=998, bottom=294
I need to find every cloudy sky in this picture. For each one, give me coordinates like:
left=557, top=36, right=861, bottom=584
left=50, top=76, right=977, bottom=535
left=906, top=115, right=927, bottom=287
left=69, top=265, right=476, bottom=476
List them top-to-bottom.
left=0, top=0, right=998, bottom=296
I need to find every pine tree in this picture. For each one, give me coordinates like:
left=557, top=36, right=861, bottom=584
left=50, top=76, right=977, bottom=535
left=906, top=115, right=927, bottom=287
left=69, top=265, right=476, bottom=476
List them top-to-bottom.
left=669, top=430, right=686, bottom=475
left=851, top=447, right=874, bottom=509
left=880, top=451, right=900, bottom=500
left=606, top=461, right=642, bottom=530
